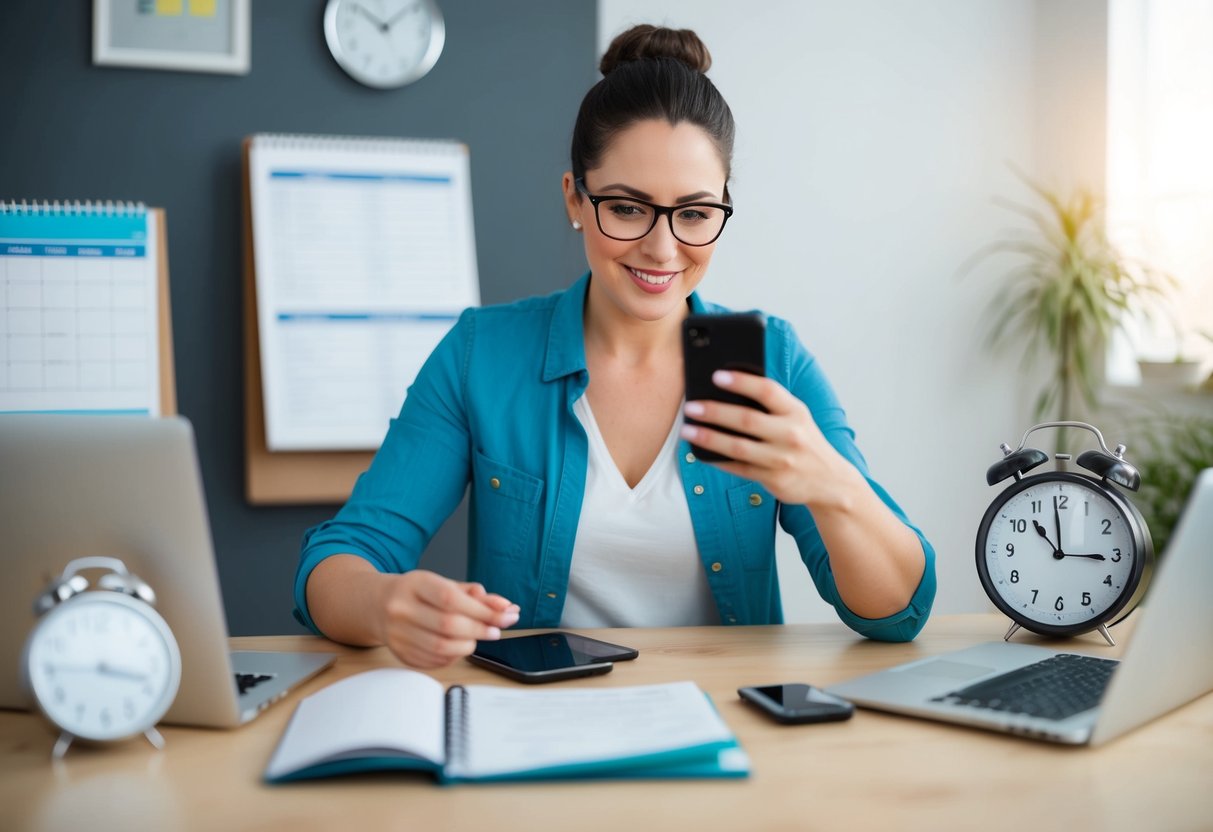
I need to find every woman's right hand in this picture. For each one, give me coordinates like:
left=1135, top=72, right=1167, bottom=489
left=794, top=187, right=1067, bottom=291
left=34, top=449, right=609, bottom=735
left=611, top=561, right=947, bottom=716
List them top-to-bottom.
left=376, top=569, right=520, bottom=669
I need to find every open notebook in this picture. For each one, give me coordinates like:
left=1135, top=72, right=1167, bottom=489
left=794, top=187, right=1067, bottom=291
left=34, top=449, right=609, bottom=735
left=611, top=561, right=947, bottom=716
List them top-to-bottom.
left=264, top=669, right=750, bottom=784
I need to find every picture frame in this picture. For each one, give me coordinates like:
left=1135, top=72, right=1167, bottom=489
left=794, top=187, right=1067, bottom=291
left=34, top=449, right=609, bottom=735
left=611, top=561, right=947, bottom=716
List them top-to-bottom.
left=93, top=0, right=250, bottom=75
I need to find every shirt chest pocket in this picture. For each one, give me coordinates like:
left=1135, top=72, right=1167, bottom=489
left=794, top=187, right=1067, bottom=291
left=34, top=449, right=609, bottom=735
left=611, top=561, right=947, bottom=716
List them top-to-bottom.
left=471, top=449, right=545, bottom=563
left=726, top=481, right=777, bottom=571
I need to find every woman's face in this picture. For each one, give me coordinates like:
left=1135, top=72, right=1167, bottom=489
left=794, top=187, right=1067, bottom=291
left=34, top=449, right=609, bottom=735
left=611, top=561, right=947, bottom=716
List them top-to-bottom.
left=564, top=119, right=728, bottom=327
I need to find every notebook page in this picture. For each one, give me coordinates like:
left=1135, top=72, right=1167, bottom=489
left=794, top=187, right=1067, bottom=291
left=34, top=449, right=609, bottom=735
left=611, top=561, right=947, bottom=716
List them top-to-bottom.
left=265, top=668, right=445, bottom=781
left=455, top=681, right=732, bottom=779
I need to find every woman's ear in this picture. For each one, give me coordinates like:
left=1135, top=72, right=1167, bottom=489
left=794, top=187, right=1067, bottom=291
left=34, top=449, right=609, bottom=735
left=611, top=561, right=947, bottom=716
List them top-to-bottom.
left=562, top=172, right=582, bottom=228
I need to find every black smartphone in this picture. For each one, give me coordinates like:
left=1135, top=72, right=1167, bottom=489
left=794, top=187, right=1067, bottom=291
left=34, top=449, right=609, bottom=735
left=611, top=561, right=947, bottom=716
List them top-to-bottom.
left=682, top=313, right=767, bottom=462
left=467, top=631, right=638, bottom=684
left=738, top=683, right=855, bottom=725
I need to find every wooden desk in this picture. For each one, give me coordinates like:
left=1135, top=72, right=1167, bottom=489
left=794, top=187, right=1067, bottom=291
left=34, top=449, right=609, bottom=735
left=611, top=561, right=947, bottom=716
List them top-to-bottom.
left=1, top=614, right=1208, bottom=832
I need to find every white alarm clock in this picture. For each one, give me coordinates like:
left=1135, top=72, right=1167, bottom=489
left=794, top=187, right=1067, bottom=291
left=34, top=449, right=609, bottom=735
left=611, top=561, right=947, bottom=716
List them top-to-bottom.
left=21, top=557, right=181, bottom=759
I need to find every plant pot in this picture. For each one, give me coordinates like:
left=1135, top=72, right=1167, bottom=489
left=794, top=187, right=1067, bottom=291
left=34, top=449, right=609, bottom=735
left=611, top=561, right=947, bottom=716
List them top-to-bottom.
left=1136, top=359, right=1206, bottom=388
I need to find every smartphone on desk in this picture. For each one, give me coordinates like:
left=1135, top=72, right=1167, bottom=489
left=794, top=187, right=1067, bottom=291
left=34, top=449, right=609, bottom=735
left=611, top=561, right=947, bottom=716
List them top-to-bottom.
left=682, top=313, right=767, bottom=462
left=468, top=631, right=638, bottom=684
left=738, top=683, right=855, bottom=725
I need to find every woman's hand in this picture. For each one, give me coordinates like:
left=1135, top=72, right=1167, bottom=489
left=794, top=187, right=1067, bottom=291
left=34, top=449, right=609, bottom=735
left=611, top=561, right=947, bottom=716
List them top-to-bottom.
left=680, top=370, right=861, bottom=507
left=376, top=570, right=519, bottom=669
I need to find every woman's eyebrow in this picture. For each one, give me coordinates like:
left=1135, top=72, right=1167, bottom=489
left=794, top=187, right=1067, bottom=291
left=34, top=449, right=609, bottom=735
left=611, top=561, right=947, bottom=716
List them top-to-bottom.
left=596, top=183, right=720, bottom=203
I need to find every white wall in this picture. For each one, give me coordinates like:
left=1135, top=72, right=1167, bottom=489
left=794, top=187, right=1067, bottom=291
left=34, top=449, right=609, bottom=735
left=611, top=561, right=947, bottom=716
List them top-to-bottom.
left=598, top=0, right=1109, bottom=620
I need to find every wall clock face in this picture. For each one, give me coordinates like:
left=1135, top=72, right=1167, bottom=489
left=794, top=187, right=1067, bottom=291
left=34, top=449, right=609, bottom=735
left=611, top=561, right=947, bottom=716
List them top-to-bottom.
left=324, top=0, right=445, bottom=89
left=976, top=472, right=1148, bottom=636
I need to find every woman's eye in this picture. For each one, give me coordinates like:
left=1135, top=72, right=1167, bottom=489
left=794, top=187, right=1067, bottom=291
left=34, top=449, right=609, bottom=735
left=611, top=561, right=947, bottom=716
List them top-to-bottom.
left=608, top=202, right=649, bottom=218
left=676, top=208, right=712, bottom=223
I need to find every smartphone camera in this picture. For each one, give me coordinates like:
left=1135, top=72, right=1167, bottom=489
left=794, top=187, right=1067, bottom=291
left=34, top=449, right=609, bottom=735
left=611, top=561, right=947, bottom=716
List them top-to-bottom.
left=687, top=326, right=711, bottom=349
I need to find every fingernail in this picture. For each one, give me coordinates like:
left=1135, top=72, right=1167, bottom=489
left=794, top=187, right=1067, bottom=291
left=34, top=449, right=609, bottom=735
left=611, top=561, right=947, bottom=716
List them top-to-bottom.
left=713, top=370, right=734, bottom=386
left=684, top=401, right=705, bottom=416
left=680, top=424, right=699, bottom=440
left=502, top=611, right=520, bottom=625
left=485, top=627, right=501, bottom=640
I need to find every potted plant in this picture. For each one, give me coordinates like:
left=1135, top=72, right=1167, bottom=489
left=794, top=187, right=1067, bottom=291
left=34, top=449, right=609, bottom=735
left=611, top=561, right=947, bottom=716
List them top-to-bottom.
left=963, top=171, right=1175, bottom=431
left=1137, top=329, right=1213, bottom=390
left=1128, top=409, right=1213, bottom=556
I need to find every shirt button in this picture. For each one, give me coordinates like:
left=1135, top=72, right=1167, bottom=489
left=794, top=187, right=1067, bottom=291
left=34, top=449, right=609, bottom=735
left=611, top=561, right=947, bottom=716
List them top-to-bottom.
left=685, top=452, right=696, bottom=464
left=489, top=477, right=501, bottom=489
left=693, top=484, right=705, bottom=495
left=749, top=493, right=762, bottom=506
left=711, top=562, right=723, bottom=572
left=546, top=592, right=557, bottom=599
left=727, top=615, right=737, bottom=623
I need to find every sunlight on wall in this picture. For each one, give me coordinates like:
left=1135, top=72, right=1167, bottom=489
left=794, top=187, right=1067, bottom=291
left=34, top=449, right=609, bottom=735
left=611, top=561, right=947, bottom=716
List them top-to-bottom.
left=1106, top=0, right=1213, bottom=383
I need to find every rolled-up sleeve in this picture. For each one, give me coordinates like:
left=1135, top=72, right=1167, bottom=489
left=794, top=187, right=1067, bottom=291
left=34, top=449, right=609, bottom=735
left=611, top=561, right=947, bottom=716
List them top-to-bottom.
left=774, top=318, right=937, bottom=642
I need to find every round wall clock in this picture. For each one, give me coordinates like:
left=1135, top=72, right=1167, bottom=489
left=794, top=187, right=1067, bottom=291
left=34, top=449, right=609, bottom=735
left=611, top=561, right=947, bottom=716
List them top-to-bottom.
left=324, top=0, right=445, bottom=89
left=975, top=421, right=1154, bottom=647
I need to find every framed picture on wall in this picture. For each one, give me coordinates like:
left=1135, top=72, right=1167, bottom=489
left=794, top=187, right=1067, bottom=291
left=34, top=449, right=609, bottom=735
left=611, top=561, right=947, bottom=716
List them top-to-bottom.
left=93, top=0, right=250, bottom=75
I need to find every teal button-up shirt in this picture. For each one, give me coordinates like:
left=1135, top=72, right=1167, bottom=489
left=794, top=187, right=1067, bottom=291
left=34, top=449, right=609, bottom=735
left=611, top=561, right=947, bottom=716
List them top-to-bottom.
left=294, top=274, right=936, bottom=641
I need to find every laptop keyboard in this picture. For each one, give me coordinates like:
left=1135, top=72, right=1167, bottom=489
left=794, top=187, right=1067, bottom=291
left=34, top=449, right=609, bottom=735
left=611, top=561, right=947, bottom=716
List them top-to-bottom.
left=931, top=653, right=1119, bottom=722
left=235, top=673, right=274, bottom=695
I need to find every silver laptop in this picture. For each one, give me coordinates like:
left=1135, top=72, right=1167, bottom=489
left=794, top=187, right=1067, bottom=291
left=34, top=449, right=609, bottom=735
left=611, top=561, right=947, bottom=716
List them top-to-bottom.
left=0, top=415, right=336, bottom=727
left=827, top=467, right=1213, bottom=746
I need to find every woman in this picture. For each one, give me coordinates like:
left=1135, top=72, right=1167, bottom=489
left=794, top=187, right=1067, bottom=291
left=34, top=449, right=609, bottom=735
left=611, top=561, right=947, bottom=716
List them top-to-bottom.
left=295, top=24, right=936, bottom=669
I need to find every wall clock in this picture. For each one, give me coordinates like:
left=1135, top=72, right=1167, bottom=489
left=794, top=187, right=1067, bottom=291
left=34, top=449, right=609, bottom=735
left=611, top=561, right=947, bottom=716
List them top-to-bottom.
left=324, top=0, right=445, bottom=89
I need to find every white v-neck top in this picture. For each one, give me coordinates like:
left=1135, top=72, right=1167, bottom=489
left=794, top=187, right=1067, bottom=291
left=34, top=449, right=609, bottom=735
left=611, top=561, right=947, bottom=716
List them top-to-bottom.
left=560, top=395, right=719, bottom=628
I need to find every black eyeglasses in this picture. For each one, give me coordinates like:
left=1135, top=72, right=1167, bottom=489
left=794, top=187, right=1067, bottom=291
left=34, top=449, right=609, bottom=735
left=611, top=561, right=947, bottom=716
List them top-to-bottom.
left=575, top=178, right=733, bottom=246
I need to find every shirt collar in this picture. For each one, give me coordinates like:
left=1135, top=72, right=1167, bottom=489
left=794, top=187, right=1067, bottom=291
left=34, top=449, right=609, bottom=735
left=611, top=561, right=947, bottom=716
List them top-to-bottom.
left=542, top=272, right=710, bottom=382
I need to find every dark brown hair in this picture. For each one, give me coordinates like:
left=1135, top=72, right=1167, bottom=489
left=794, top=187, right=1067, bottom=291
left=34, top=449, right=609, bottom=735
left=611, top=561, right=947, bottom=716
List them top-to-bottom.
left=570, top=25, right=735, bottom=196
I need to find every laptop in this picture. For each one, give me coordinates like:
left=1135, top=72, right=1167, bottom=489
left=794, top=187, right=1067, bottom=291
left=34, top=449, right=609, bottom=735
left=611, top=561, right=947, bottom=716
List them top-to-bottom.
left=0, top=415, right=336, bottom=727
left=827, top=467, right=1213, bottom=746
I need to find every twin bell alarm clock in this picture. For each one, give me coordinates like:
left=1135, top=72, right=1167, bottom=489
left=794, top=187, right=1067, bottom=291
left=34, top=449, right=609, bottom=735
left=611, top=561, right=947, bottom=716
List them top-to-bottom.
left=975, top=421, right=1154, bottom=647
left=21, top=556, right=181, bottom=759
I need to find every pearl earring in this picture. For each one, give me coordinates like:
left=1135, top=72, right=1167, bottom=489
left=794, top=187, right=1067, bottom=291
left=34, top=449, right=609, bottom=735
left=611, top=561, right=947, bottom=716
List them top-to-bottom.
left=571, top=220, right=583, bottom=231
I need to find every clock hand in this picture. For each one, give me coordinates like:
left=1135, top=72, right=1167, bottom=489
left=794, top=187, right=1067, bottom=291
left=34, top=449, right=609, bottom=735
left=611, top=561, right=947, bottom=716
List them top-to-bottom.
left=384, top=2, right=419, bottom=30
left=352, top=3, right=389, bottom=32
left=1054, top=502, right=1064, bottom=555
left=1032, top=520, right=1061, bottom=556
left=1060, top=553, right=1107, bottom=561
left=96, top=661, right=149, bottom=682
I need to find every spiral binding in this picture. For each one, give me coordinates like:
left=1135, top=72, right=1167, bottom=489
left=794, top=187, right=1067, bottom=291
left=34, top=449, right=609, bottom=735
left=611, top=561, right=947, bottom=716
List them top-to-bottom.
left=250, top=132, right=464, bottom=155
left=0, top=200, right=147, bottom=216
left=444, top=685, right=470, bottom=773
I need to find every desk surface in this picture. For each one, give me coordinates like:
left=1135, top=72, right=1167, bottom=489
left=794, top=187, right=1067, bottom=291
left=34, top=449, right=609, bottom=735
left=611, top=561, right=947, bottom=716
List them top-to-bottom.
left=0, top=614, right=1208, bottom=832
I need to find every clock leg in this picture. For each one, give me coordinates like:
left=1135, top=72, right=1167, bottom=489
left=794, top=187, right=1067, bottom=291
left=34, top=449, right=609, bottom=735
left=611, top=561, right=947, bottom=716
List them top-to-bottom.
left=1003, top=621, right=1022, bottom=642
left=1097, top=624, right=1116, bottom=647
left=144, top=726, right=166, bottom=750
left=51, top=731, right=74, bottom=760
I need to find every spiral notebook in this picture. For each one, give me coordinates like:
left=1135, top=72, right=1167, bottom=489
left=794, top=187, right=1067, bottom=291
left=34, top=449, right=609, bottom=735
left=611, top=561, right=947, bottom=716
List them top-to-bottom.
left=246, top=133, right=480, bottom=453
left=0, top=201, right=174, bottom=416
left=264, top=668, right=750, bottom=784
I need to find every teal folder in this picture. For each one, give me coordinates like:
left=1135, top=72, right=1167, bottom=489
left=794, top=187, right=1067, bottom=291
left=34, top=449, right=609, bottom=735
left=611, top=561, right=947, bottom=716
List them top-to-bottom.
left=264, top=668, right=750, bottom=784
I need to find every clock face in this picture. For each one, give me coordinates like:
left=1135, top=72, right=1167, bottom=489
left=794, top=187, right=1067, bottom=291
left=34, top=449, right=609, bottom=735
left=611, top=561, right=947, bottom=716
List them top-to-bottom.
left=324, top=0, right=445, bottom=89
left=979, top=474, right=1142, bottom=631
left=24, top=593, right=181, bottom=742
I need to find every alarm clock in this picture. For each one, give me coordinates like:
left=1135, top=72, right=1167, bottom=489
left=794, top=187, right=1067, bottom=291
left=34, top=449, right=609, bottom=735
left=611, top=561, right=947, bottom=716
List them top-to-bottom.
left=323, top=0, right=445, bottom=89
left=976, top=421, right=1154, bottom=647
left=21, top=556, right=181, bottom=759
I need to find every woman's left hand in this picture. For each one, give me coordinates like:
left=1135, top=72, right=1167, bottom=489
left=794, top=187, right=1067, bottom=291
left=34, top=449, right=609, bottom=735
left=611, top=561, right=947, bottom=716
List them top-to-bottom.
left=680, top=370, right=856, bottom=507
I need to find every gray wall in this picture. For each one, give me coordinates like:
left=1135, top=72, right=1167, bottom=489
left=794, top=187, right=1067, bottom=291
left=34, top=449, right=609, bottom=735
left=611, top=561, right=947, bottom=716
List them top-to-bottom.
left=0, top=1, right=596, bottom=634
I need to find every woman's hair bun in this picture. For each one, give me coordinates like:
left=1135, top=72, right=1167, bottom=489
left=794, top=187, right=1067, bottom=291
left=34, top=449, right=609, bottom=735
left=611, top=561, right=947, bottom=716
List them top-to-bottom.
left=599, top=24, right=712, bottom=76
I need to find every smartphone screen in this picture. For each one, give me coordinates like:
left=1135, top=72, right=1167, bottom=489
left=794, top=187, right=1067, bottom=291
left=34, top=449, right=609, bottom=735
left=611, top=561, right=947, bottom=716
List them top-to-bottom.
left=682, top=313, right=766, bottom=462
left=472, top=632, right=638, bottom=673
left=739, top=683, right=854, bottom=723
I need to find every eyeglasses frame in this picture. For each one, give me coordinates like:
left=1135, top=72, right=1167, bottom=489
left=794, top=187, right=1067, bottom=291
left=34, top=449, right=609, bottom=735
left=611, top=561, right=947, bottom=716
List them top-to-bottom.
left=574, top=178, right=734, bottom=247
